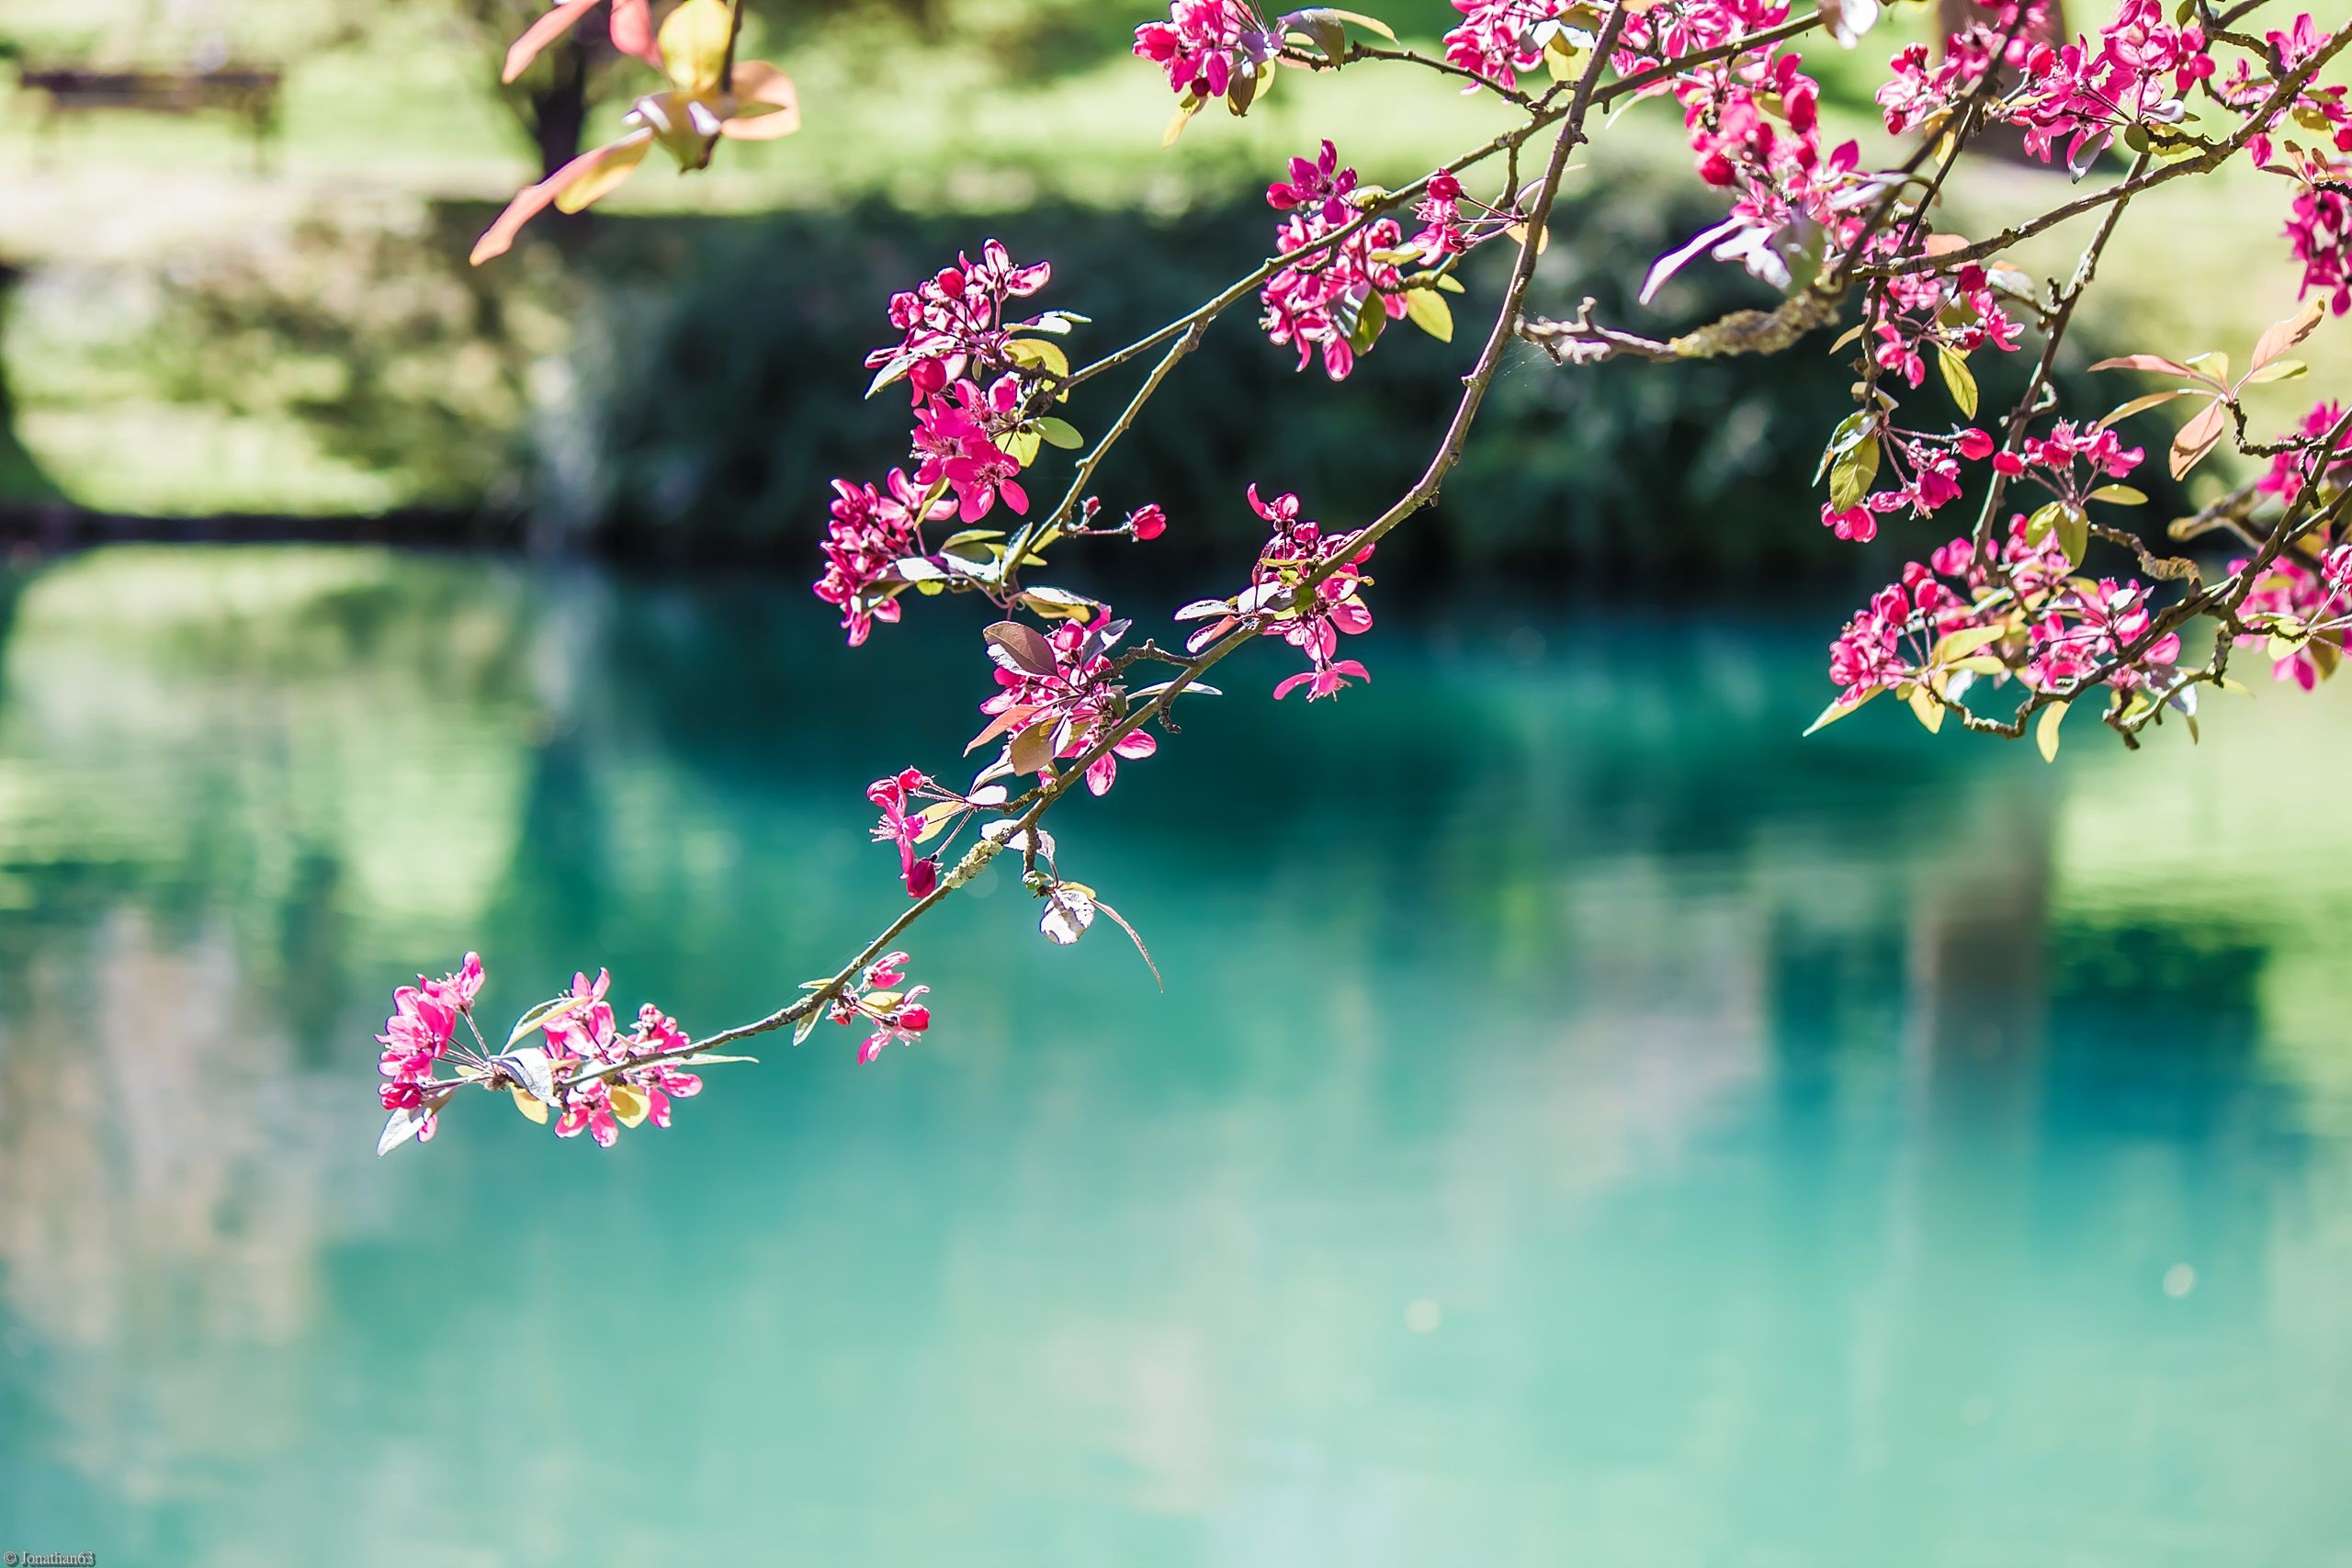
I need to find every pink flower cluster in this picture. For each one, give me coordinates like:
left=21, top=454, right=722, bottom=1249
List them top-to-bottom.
left=1443, top=0, right=1573, bottom=90
left=2003, top=0, right=2212, bottom=175
left=1134, top=1, right=1284, bottom=102
left=1634, top=22, right=1876, bottom=301
left=1261, top=141, right=1408, bottom=380
left=2287, top=175, right=2352, bottom=317
left=866, top=239, right=1056, bottom=401
left=817, top=241, right=1066, bottom=644
left=1871, top=264, right=2024, bottom=389
left=2259, top=400, right=2352, bottom=503
left=816, top=470, right=956, bottom=648
left=1178, top=486, right=1374, bottom=699
left=1827, top=517, right=2180, bottom=708
left=2233, top=542, right=2352, bottom=690
left=2022, top=578, right=2180, bottom=693
left=975, top=613, right=1159, bottom=795
left=869, top=767, right=1017, bottom=898
left=831, top=952, right=933, bottom=1065
left=376, top=953, right=487, bottom=1141
left=537, top=969, right=705, bottom=1148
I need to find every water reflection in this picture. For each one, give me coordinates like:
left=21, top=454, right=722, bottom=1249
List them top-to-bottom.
left=0, top=547, right=2346, bottom=1566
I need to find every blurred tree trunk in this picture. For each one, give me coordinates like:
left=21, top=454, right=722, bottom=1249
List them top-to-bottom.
left=526, top=32, right=592, bottom=180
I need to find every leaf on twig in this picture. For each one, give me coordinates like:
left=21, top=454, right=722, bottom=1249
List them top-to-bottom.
left=2036, top=699, right=2069, bottom=763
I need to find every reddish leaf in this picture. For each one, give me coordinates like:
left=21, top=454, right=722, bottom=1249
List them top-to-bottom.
left=502, top=0, right=602, bottom=84
left=609, top=0, right=662, bottom=65
left=722, top=62, right=800, bottom=140
left=470, top=132, right=652, bottom=264
left=2251, top=297, right=2326, bottom=373
left=2088, top=353, right=2197, bottom=378
left=2169, top=398, right=2230, bottom=480
left=984, top=621, right=1057, bottom=677
left=964, top=702, right=1037, bottom=756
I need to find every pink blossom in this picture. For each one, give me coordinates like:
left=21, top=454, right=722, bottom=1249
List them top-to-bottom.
left=1133, top=0, right=1283, bottom=101
left=2259, top=400, right=2352, bottom=502
left=814, top=468, right=955, bottom=648
left=1178, top=485, right=1374, bottom=699
left=975, top=613, right=1159, bottom=795
left=829, top=952, right=935, bottom=1064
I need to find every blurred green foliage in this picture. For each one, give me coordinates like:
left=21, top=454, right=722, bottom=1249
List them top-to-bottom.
left=533, top=183, right=2178, bottom=583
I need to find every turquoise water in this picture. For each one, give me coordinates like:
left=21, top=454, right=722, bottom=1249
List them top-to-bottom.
left=2, top=547, right=2350, bottom=1567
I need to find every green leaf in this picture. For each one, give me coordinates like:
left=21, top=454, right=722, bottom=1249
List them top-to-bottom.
left=1323, top=6, right=1398, bottom=39
left=1162, top=92, right=1204, bottom=147
left=1401, top=287, right=1454, bottom=343
left=1004, top=338, right=1070, bottom=380
left=1937, top=345, right=1978, bottom=419
left=2244, top=358, right=2309, bottom=385
left=1815, top=412, right=1870, bottom=484
left=1035, top=416, right=1084, bottom=450
left=1829, top=436, right=1881, bottom=513
left=2089, top=483, right=2148, bottom=505
left=2024, top=500, right=2066, bottom=546
left=2054, top=505, right=2089, bottom=569
left=1021, top=585, right=1098, bottom=620
left=1934, top=623, right=2007, bottom=660
left=1906, top=684, right=1945, bottom=734
left=1803, top=687, right=1880, bottom=736
left=2036, top=699, right=2068, bottom=763
left=1010, top=721, right=1059, bottom=776
left=506, top=993, right=592, bottom=1048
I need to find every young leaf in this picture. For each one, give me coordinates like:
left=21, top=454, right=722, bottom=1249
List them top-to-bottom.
left=658, top=0, right=734, bottom=96
left=1320, top=7, right=1398, bottom=40
left=1286, top=8, right=1350, bottom=63
left=1163, top=93, right=1204, bottom=147
left=1402, top=288, right=1454, bottom=343
left=2251, top=296, right=2326, bottom=372
left=1004, top=339, right=1070, bottom=380
left=1937, top=345, right=1979, bottom=419
left=2088, top=352, right=2198, bottom=378
left=2244, top=359, right=2309, bottom=386
left=2096, top=390, right=2188, bottom=431
left=2170, top=399, right=2230, bottom=479
left=1036, top=416, right=1085, bottom=450
left=1829, top=436, right=1881, bottom=513
left=2089, top=484, right=2148, bottom=505
left=2054, top=505, right=2089, bottom=569
left=1022, top=585, right=1098, bottom=620
left=984, top=621, right=1057, bottom=677
left=1934, top=623, right=2007, bottom=660
left=1906, top=684, right=1945, bottom=734
left=1803, top=687, right=1880, bottom=736
left=2036, top=699, right=2068, bottom=762
left=1010, top=721, right=1059, bottom=776
left=1039, top=885, right=1098, bottom=945
left=1094, top=899, right=1165, bottom=989
left=507, top=993, right=591, bottom=1048
left=497, top=1045, right=558, bottom=1104
left=606, top=1084, right=649, bottom=1129
left=513, top=1088, right=550, bottom=1124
